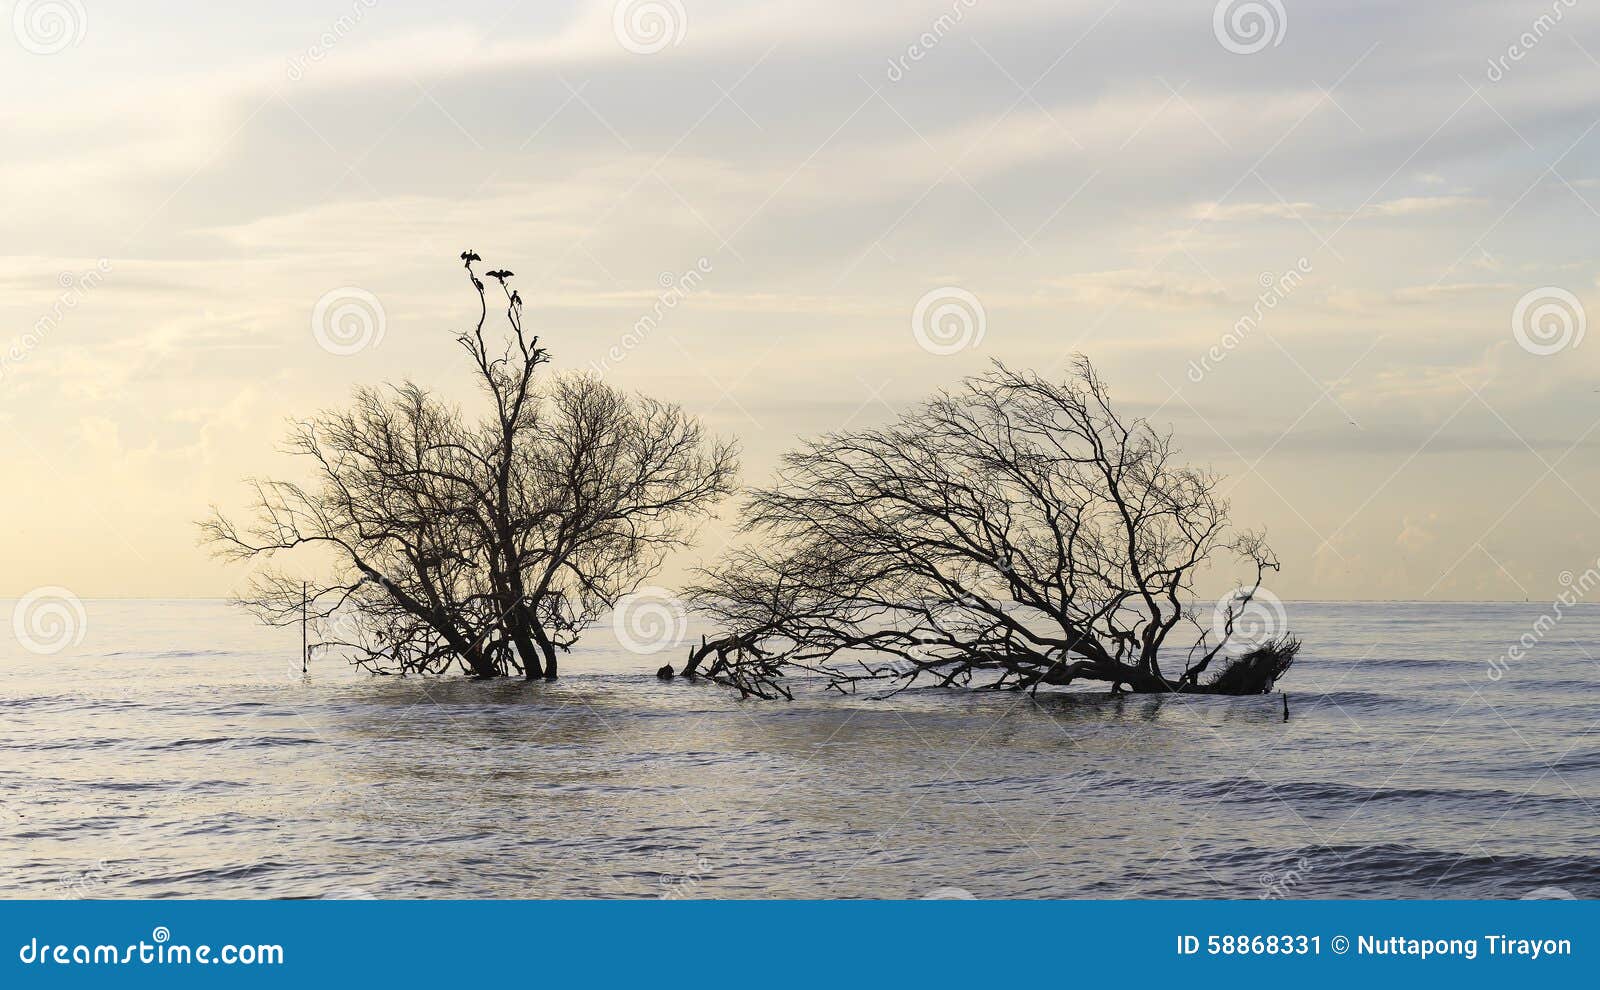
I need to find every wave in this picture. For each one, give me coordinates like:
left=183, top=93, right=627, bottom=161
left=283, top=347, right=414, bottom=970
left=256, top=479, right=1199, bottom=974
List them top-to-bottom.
left=155, top=736, right=322, bottom=751
left=1201, top=842, right=1600, bottom=898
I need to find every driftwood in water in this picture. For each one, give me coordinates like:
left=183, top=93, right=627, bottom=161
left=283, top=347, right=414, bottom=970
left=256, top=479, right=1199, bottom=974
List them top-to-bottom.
left=666, top=631, right=1298, bottom=700
left=675, top=633, right=791, bottom=700
left=1014, top=635, right=1299, bottom=696
left=1195, top=636, right=1300, bottom=695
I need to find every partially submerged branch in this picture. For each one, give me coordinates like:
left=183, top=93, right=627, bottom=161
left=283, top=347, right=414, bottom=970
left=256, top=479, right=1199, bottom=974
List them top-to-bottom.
left=687, top=357, right=1299, bottom=698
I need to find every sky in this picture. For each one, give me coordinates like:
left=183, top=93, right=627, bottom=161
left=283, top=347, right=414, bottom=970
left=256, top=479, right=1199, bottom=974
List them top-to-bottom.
left=2, top=0, right=1599, bottom=602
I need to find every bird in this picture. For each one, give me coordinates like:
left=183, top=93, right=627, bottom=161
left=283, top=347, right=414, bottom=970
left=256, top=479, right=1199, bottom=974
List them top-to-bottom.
left=460, top=250, right=481, bottom=264
left=486, top=269, right=514, bottom=281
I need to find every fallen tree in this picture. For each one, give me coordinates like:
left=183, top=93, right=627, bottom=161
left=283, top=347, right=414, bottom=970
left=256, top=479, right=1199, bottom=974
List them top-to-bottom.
left=202, top=252, right=738, bottom=679
left=682, top=357, right=1298, bottom=698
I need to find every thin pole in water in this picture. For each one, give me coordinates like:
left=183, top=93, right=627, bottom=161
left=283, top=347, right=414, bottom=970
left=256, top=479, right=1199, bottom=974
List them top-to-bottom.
left=301, top=581, right=308, bottom=674
left=1281, top=691, right=1289, bottom=723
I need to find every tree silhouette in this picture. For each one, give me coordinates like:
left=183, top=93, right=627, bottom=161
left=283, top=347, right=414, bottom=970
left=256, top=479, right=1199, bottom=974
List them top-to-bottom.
left=203, top=254, right=738, bottom=679
left=687, top=357, right=1296, bottom=697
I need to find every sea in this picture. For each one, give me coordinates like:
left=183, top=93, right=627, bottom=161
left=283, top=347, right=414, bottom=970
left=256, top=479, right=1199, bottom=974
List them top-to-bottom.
left=2, top=599, right=1596, bottom=899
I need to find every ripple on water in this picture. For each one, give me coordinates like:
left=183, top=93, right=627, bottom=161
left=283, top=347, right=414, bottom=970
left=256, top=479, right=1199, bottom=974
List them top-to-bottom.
left=1, top=600, right=1597, bottom=898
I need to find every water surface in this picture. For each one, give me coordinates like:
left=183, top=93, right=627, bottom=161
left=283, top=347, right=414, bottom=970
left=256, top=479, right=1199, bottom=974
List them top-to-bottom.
left=2, top=600, right=1596, bottom=899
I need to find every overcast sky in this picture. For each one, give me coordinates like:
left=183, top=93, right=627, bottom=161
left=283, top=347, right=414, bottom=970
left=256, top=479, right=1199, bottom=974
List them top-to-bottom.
left=3, top=0, right=1599, bottom=601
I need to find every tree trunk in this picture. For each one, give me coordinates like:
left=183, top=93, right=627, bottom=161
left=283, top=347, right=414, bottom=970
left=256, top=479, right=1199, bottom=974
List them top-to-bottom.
left=426, top=612, right=499, bottom=678
left=530, top=620, right=558, bottom=680
left=510, top=626, right=544, bottom=680
left=449, top=635, right=501, bottom=679
left=682, top=636, right=717, bottom=677
left=1044, top=641, right=1297, bottom=696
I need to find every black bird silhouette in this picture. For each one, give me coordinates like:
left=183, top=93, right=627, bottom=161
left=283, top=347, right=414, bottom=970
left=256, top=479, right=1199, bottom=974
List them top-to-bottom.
left=460, top=250, right=481, bottom=264
left=485, top=269, right=514, bottom=281
left=510, top=290, right=522, bottom=308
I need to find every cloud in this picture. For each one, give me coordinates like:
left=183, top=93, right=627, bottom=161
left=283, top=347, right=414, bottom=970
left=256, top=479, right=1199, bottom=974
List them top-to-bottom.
left=6, top=0, right=1600, bottom=597
left=1189, top=195, right=1482, bottom=224
left=1359, top=195, right=1484, bottom=217
left=1045, top=269, right=1229, bottom=308
left=1397, top=512, right=1441, bottom=554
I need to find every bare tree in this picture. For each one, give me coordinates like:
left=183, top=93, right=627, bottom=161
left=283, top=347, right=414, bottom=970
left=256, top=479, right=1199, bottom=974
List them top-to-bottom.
left=203, top=253, right=738, bottom=679
left=687, top=357, right=1297, bottom=697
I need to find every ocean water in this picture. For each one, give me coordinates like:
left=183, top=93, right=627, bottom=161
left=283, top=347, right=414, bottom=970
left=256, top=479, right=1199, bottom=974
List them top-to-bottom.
left=1, top=599, right=1596, bottom=900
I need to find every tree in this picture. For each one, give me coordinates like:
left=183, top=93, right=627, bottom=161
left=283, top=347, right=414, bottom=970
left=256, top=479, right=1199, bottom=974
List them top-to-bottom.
left=202, top=253, right=738, bottom=679
left=686, top=357, right=1297, bottom=698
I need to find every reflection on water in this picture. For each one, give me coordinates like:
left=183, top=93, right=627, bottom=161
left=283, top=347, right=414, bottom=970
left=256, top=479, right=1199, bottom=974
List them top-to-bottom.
left=2, top=600, right=1598, bottom=899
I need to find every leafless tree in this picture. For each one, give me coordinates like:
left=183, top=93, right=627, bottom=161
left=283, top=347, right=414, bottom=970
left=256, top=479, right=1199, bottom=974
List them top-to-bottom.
left=202, top=253, right=738, bottom=679
left=686, top=357, right=1297, bottom=697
